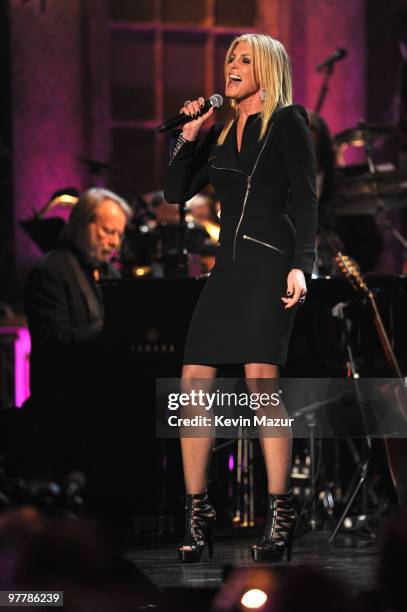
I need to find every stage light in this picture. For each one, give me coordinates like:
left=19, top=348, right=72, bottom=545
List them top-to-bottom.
left=49, top=194, right=78, bottom=206
left=133, top=266, right=152, bottom=277
left=212, top=567, right=275, bottom=611
left=240, top=588, right=268, bottom=609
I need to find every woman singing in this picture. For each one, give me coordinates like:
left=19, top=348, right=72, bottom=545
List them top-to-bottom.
left=164, top=33, right=318, bottom=563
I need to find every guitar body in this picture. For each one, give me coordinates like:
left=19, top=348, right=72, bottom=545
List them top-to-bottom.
left=336, top=252, right=407, bottom=508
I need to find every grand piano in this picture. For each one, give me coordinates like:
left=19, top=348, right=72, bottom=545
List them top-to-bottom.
left=101, top=274, right=407, bottom=378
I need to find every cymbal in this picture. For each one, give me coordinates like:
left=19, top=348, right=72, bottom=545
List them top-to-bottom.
left=334, top=122, right=394, bottom=147
left=328, top=169, right=407, bottom=215
left=329, top=194, right=406, bottom=216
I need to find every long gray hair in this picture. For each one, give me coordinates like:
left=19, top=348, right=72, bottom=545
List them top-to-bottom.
left=61, top=188, right=132, bottom=246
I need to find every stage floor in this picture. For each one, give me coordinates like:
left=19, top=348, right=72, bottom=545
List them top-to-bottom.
left=124, top=529, right=380, bottom=592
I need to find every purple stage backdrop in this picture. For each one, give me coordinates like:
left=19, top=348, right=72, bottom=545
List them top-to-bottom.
left=10, top=0, right=380, bottom=289
left=11, top=0, right=89, bottom=289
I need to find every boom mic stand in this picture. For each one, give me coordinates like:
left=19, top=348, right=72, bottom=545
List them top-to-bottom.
left=314, top=63, right=336, bottom=115
left=169, top=130, right=189, bottom=276
left=327, top=301, right=373, bottom=543
left=293, top=390, right=351, bottom=535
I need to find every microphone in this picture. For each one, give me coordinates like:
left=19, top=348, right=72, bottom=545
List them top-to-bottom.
left=316, top=48, right=347, bottom=72
left=156, top=94, right=223, bottom=133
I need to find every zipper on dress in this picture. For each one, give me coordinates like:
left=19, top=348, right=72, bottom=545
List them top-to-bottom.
left=211, top=120, right=275, bottom=262
left=232, top=122, right=274, bottom=262
left=250, top=122, right=274, bottom=176
left=211, top=162, right=249, bottom=260
left=211, top=164, right=246, bottom=175
left=233, top=176, right=251, bottom=260
left=242, top=234, right=285, bottom=255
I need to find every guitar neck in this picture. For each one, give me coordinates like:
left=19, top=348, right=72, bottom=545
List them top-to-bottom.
left=335, top=251, right=403, bottom=379
left=367, top=290, right=402, bottom=378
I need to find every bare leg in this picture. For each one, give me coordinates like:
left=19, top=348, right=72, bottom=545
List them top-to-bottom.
left=244, top=363, right=292, bottom=494
left=181, top=364, right=217, bottom=493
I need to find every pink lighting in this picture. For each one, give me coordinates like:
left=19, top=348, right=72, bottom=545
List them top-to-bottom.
left=0, top=327, right=31, bottom=408
left=14, top=327, right=31, bottom=408
left=228, top=453, right=234, bottom=472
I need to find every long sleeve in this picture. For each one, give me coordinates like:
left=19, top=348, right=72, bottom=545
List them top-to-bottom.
left=279, top=105, right=318, bottom=274
left=164, top=123, right=223, bottom=203
left=24, top=265, right=102, bottom=346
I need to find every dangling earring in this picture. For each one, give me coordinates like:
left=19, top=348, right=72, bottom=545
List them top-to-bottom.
left=260, top=87, right=267, bottom=102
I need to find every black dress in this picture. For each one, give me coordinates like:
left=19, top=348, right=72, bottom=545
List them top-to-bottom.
left=164, top=104, right=318, bottom=366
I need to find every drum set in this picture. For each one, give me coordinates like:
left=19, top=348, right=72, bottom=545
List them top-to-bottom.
left=315, top=120, right=407, bottom=275
left=331, top=123, right=407, bottom=217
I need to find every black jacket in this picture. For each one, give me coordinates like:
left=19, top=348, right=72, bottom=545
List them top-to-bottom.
left=164, top=104, right=318, bottom=274
left=24, top=247, right=117, bottom=402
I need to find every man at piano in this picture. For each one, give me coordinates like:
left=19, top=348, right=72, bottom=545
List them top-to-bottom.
left=24, top=187, right=132, bottom=406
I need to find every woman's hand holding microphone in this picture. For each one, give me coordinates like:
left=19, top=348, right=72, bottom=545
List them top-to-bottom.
left=179, top=96, right=214, bottom=141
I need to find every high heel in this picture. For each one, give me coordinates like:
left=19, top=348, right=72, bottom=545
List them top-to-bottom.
left=178, top=490, right=216, bottom=563
left=251, top=490, right=297, bottom=563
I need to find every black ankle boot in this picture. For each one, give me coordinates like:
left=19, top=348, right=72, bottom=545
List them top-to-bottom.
left=178, top=490, right=216, bottom=563
left=251, top=491, right=297, bottom=562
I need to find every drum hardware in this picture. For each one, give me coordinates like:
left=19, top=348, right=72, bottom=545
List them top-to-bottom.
left=326, top=120, right=407, bottom=275
left=334, top=121, right=393, bottom=167
left=331, top=122, right=406, bottom=219
left=155, top=130, right=190, bottom=277
left=361, top=135, right=407, bottom=265
left=327, top=167, right=407, bottom=216
left=328, top=292, right=374, bottom=543
left=292, top=390, right=353, bottom=536
left=211, top=432, right=255, bottom=529
left=213, top=437, right=255, bottom=529
left=231, top=437, right=255, bottom=528
left=291, top=450, right=312, bottom=503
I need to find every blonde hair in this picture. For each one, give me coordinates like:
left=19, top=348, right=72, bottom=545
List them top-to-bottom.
left=218, top=33, right=293, bottom=145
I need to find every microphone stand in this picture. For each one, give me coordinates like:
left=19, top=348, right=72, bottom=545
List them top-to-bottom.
left=314, top=63, right=335, bottom=115
left=169, top=130, right=189, bottom=277
left=327, top=301, right=373, bottom=543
